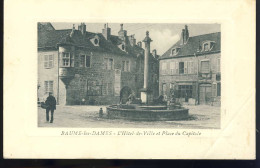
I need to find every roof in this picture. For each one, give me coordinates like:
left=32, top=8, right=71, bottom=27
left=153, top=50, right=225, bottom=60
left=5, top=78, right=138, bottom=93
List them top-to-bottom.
left=38, top=22, right=55, bottom=31
left=38, top=23, right=144, bottom=57
left=160, top=32, right=221, bottom=59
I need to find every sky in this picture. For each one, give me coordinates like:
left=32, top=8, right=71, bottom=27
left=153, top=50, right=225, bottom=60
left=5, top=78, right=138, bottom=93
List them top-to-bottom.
left=52, top=23, right=220, bottom=55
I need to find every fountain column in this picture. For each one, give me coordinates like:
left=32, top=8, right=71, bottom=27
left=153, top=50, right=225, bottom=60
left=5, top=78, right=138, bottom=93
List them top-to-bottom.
left=141, top=31, right=152, bottom=104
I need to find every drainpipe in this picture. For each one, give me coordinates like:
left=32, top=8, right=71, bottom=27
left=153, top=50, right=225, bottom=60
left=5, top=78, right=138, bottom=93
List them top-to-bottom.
left=57, top=51, right=60, bottom=105
left=194, top=53, right=199, bottom=105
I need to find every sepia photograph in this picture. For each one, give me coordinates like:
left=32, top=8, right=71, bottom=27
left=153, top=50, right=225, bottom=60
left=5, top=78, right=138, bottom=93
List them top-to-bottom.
left=4, top=0, right=255, bottom=159
left=38, top=22, right=221, bottom=129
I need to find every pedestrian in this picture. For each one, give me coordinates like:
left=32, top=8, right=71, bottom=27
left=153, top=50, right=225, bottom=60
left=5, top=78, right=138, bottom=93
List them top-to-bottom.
left=45, top=92, right=56, bottom=123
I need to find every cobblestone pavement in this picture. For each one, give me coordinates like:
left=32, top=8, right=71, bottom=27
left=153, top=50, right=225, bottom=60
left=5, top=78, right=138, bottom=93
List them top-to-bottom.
left=38, top=105, right=220, bottom=129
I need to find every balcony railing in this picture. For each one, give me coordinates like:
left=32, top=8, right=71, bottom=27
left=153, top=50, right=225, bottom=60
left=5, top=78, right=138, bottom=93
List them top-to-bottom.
left=198, top=71, right=212, bottom=80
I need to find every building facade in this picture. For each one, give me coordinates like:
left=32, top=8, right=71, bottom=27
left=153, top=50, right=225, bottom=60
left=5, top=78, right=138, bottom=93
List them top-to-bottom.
left=38, top=23, right=159, bottom=105
left=159, top=26, right=221, bottom=105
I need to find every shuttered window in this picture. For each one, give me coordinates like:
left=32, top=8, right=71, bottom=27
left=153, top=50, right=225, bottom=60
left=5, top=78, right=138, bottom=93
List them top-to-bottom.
left=44, top=55, right=54, bottom=68
left=201, top=60, right=210, bottom=73
left=170, top=61, right=175, bottom=75
left=184, top=61, right=188, bottom=74
left=161, top=62, right=167, bottom=75
left=44, top=81, right=53, bottom=94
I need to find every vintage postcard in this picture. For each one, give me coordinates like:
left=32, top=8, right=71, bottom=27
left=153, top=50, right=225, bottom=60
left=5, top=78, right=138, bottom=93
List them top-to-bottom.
left=4, top=0, right=255, bottom=159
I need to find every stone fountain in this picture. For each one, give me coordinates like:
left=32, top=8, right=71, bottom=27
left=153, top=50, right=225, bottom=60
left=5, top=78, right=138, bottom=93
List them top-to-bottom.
left=106, top=31, right=189, bottom=121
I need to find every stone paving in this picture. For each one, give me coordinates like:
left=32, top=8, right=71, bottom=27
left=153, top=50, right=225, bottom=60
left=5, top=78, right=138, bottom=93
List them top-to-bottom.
left=38, top=105, right=220, bottom=129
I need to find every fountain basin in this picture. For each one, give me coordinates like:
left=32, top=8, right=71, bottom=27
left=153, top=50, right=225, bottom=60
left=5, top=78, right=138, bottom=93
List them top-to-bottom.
left=106, top=104, right=189, bottom=121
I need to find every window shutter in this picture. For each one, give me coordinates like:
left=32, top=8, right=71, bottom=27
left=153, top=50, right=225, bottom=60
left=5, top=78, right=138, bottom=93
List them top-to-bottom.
left=70, top=53, right=74, bottom=67
left=44, top=55, right=49, bottom=68
left=49, top=55, right=53, bottom=68
left=184, top=61, right=187, bottom=74
left=190, top=61, right=194, bottom=74
left=201, top=61, right=210, bottom=73
left=170, top=62, right=175, bottom=75
left=176, top=62, right=179, bottom=74
left=44, top=81, right=48, bottom=94
left=49, top=81, right=54, bottom=93
left=212, top=83, right=217, bottom=97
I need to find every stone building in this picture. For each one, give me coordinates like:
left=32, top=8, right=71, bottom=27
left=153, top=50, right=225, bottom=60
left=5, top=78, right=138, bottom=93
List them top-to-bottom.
left=38, top=22, right=159, bottom=105
left=159, top=25, right=221, bottom=105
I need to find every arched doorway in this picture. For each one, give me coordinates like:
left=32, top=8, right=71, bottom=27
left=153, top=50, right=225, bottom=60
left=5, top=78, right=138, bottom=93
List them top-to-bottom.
left=120, top=86, right=132, bottom=104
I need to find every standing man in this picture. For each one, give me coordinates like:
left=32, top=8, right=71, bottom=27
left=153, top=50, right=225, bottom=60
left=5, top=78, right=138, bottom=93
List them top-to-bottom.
left=45, top=92, right=56, bottom=123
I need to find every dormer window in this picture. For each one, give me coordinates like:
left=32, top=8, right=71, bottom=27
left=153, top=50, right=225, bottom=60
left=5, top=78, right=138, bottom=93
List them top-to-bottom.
left=90, top=35, right=100, bottom=46
left=94, top=39, right=98, bottom=45
left=202, top=41, right=215, bottom=52
left=118, top=43, right=126, bottom=52
left=204, top=43, right=209, bottom=51
left=171, top=48, right=180, bottom=56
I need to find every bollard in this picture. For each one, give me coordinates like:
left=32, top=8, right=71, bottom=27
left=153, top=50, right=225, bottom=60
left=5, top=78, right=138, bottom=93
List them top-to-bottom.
left=99, top=108, right=103, bottom=118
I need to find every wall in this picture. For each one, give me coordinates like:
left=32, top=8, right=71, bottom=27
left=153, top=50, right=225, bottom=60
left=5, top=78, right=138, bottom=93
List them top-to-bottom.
left=60, top=47, right=140, bottom=105
left=37, top=50, right=59, bottom=102
left=159, top=52, right=221, bottom=100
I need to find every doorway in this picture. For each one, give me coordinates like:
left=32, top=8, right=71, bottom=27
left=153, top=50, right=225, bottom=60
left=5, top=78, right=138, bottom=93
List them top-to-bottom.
left=199, top=84, right=212, bottom=105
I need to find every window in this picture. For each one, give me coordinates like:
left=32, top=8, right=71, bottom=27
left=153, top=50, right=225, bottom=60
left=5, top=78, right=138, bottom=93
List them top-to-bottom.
left=94, top=39, right=99, bottom=45
left=202, top=41, right=215, bottom=51
left=204, top=43, right=209, bottom=51
left=171, top=48, right=180, bottom=56
left=171, top=49, right=176, bottom=55
left=61, top=52, right=74, bottom=67
left=44, top=55, right=54, bottom=68
left=79, top=55, right=85, bottom=67
left=80, top=55, right=91, bottom=67
left=104, top=58, right=113, bottom=70
left=217, top=58, right=220, bottom=72
left=201, top=60, right=210, bottom=73
left=122, top=61, right=130, bottom=72
left=126, top=61, right=129, bottom=71
left=170, top=61, right=175, bottom=75
left=187, top=61, right=194, bottom=74
left=161, top=62, right=167, bottom=74
left=179, top=62, right=184, bottom=74
left=87, top=80, right=102, bottom=96
left=44, top=81, right=53, bottom=94
left=102, top=83, right=113, bottom=95
left=162, top=83, right=167, bottom=95
left=217, top=83, right=221, bottom=96
left=177, top=85, right=193, bottom=100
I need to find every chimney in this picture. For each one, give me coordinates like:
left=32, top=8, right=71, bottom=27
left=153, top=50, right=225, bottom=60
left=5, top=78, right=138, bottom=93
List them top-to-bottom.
left=78, top=23, right=86, bottom=35
left=102, top=23, right=111, bottom=40
left=118, top=23, right=127, bottom=40
left=70, top=24, right=76, bottom=37
left=180, top=25, right=189, bottom=45
left=184, top=25, right=189, bottom=43
left=180, top=29, right=185, bottom=45
left=130, top=34, right=136, bottom=46
left=137, top=41, right=142, bottom=48
left=152, top=49, right=157, bottom=57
